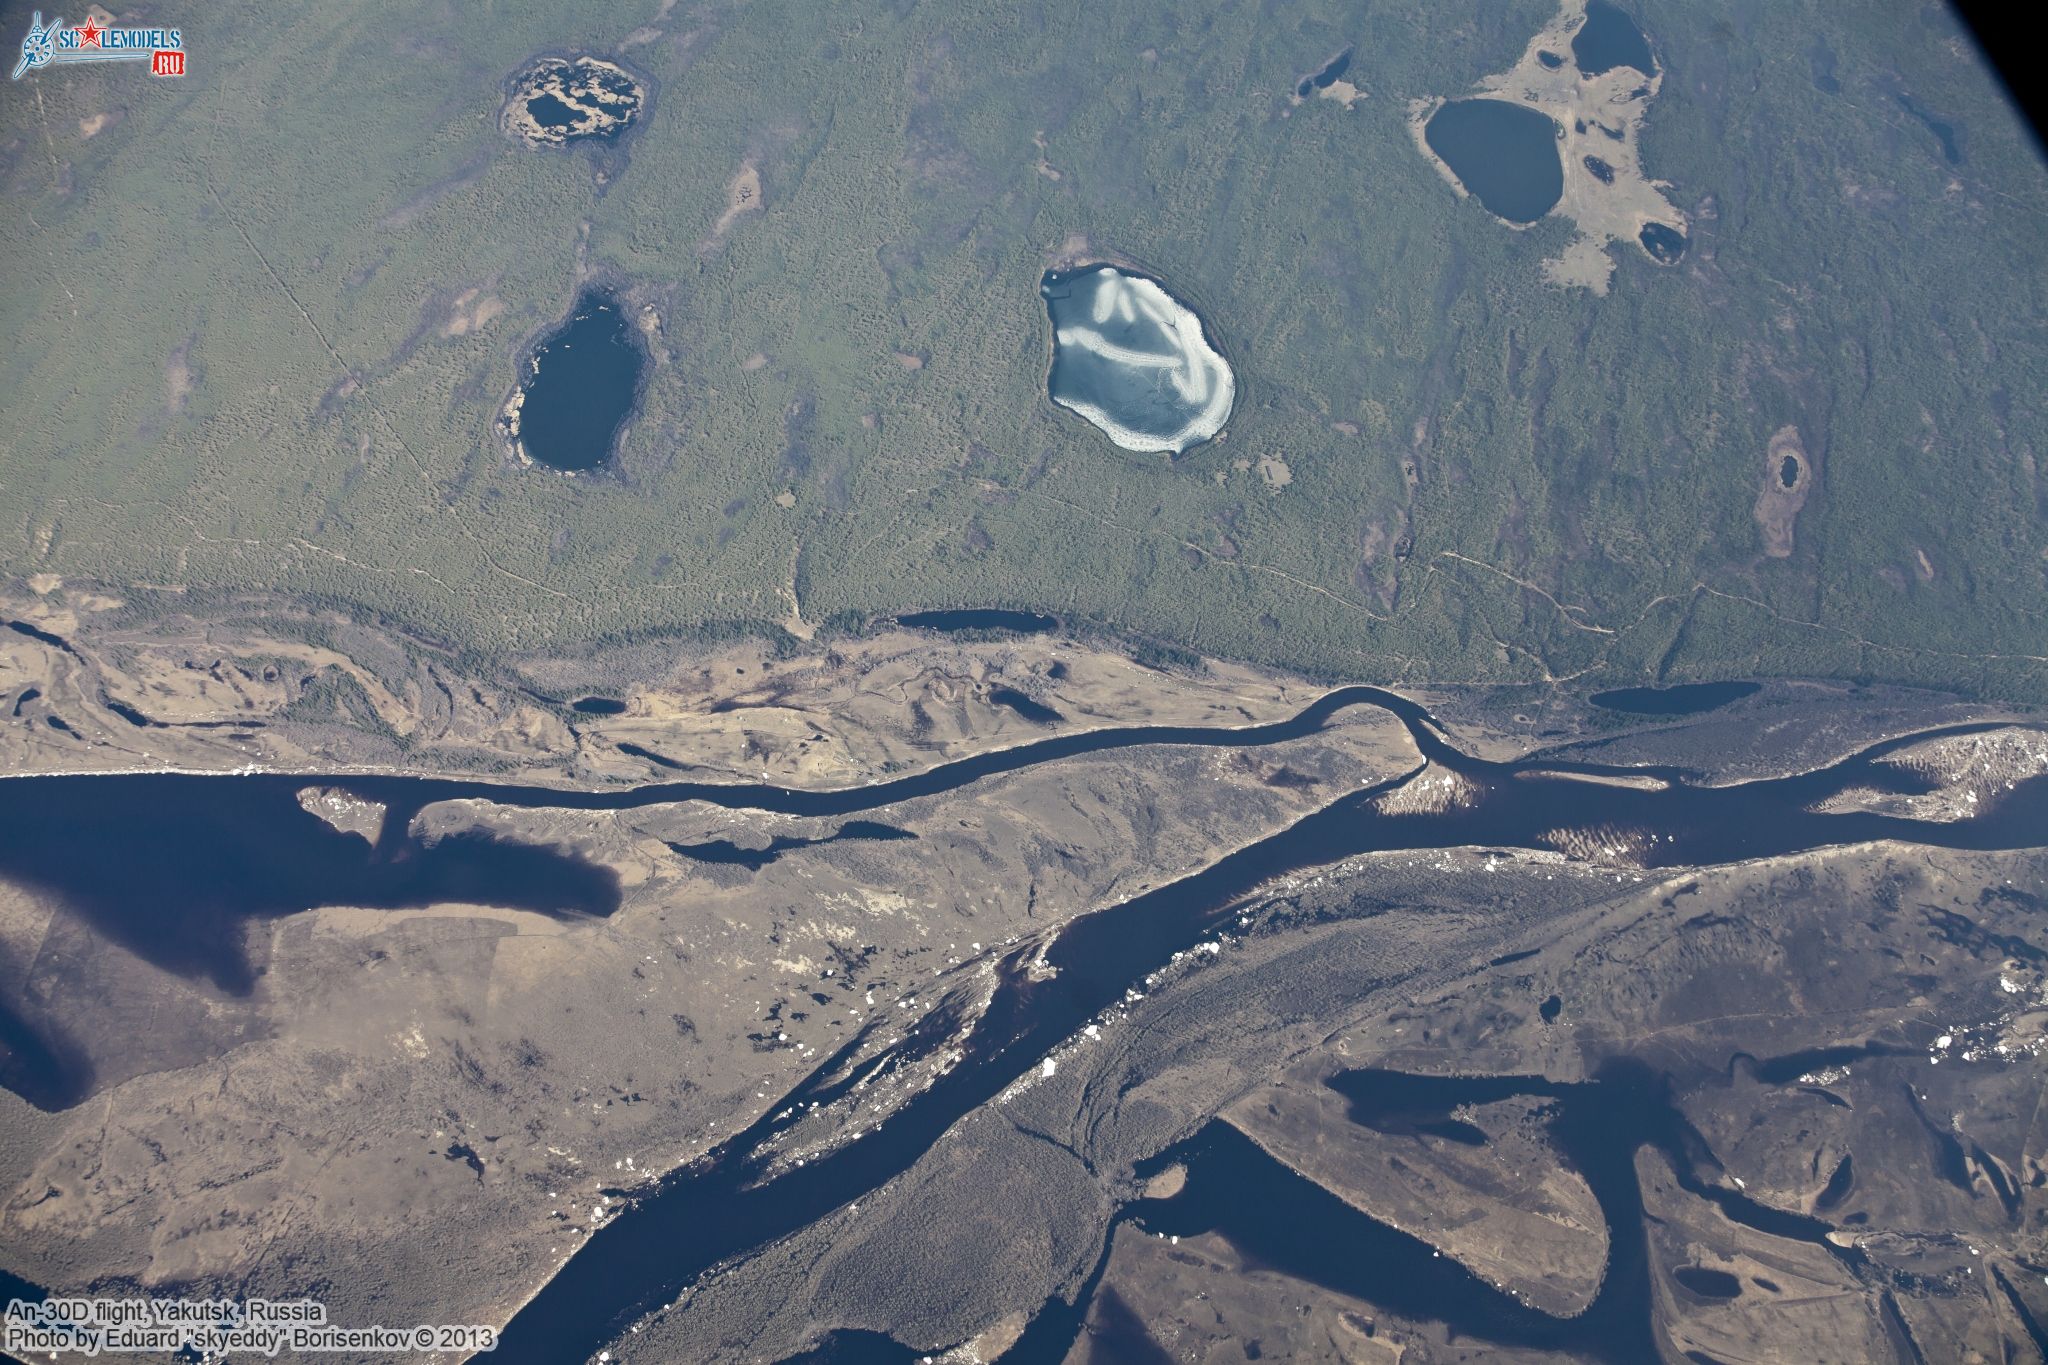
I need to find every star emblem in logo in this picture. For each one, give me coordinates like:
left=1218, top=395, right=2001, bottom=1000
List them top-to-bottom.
left=76, top=17, right=100, bottom=47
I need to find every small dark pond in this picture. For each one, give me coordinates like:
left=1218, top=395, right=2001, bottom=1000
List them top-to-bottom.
left=1572, top=0, right=1655, bottom=78
left=1809, top=38, right=1841, bottom=95
left=1296, top=46, right=1353, bottom=97
left=1537, top=50, right=1564, bottom=70
left=526, top=92, right=583, bottom=131
left=1897, top=93, right=1963, bottom=165
left=1424, top=99, right=1563, bottom=224
left=1584, top=154, right=1616, bottom=185
left=1639, top=221, right=1688, bottom=264
left=514, top=290, right=646, bottom=472
left=1779, top=455, right=1801, bottom=487
left=895, top=609, right=1060, bottom=635
left=1590, top=680, right=1759, bottom=716
left=989, top=686, right=1062, bottom=725
left=571, top=696, right=628, bottom=716
left=617, top=741, right=690, bottom=770
left=665, top=821, right=914, bottom=873
left=1816, top=1154, right=1855, bottom=1211
left=1671, top=1266, right=1743, bottom=1300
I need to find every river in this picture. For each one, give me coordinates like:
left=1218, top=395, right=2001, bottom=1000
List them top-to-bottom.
left=0, top=690, right=2041, bottom=1359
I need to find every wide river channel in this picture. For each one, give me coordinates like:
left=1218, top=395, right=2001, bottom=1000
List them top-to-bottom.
left=1, top=687, right=2042, bottom=1360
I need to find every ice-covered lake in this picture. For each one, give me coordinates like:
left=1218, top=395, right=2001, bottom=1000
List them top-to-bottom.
left=1041, top=265, right=1234, bottom=455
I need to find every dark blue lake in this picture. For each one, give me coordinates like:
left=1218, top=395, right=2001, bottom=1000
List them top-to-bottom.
left=1572, top=0, right=1655, bottom=78
left=1424, top=99, right=1564, bottom=224
left=515, top=291, right=646, bottom=473
left=895, top=609, right=1060, bottom=635
left=1590, top=681, right=1759, bottom=715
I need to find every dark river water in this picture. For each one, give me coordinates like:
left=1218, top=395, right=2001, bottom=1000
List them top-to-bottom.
left=1425, top=99, right=1564, bottom=224
left=515, top=290, right=646, bottom=472
left=2, top=690, right=2043, bottom=1359
left=1085, top=1055, right=1858, bottom=1365
left=795, top=1056, right=1869, bottom=1365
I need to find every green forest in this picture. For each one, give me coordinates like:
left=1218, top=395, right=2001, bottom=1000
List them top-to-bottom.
left=2, top=0, right=2042, bottom=697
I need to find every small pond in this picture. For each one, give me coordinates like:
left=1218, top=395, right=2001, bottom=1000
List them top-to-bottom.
left=1572, top=0, right=1655, bottom=78
left=1296, top=46, right=1353, bottom=98
left=1896, top=92, right=1964, bottom=165
left=1424, top=99, right=1564, bottom=224
left=1638, top=221, right=1688, bottom=264
left=1041, top=265, right=1235, bottom=455
left=511, top=290, right=646, bottom=473
left=988, top=686, right=1063, bottom=725
left=1671, top=1266, right=1744, bottom=1300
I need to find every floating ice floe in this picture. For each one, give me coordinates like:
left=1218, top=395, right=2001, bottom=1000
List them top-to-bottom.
left=1042, top=265, right=1235, bottom=454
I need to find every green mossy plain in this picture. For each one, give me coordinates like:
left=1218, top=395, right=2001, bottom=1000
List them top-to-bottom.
left=1, top=0, right=2042, bottom=698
